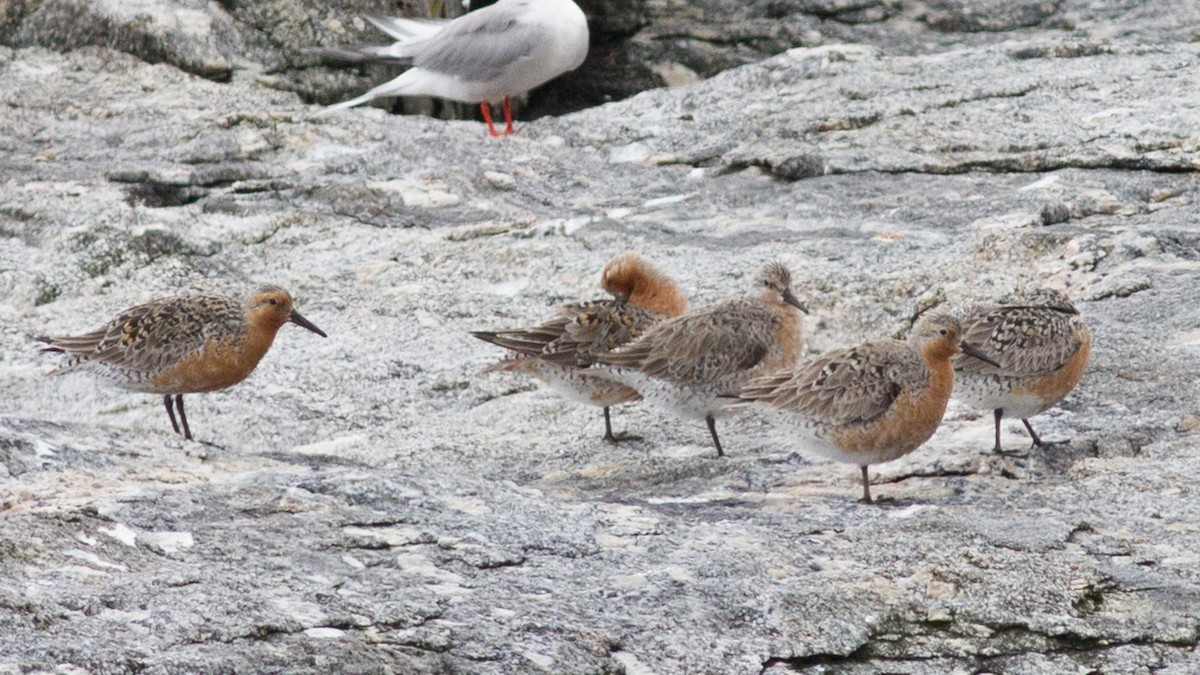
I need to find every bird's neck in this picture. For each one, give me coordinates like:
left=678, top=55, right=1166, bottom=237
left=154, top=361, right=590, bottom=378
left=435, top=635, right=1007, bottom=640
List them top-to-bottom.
left=240, top=313, right=286, bottom=367
left=922, top=346, right=956, bottom=401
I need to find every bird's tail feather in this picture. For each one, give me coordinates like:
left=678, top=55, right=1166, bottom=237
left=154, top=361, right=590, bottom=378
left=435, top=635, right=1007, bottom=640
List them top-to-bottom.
left=365, top=15, right=447, bottom=40
left=302, top=46, right=415, bottom=68
left=313, top=71, right=426, bottom=116
left=314, top=91, right=383, bottom=116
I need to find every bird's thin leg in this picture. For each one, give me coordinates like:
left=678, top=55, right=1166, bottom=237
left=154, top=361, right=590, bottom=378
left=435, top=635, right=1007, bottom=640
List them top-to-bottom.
left=502, top=97, right=515, bottom=135
left=480, top=103, right=502, bottom=137
left=164, top=395, right=181, bottom=435
left=175, top=395, right=192, bottom=441
left=602, top=407, right=642, bottom=444
left=992, top=409, right=1029, bottom=457
left=705, top=414, right=724, bottom=458
left=1022, top=418, right=1045, bottom=447
left=860, top=466, right=874, bottom=504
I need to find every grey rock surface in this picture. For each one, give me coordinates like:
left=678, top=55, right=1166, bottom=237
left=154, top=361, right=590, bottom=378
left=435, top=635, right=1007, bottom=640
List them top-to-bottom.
left=5, top=0, right=1200, bottom=121
left=2, top=16, right=1200, bottom=675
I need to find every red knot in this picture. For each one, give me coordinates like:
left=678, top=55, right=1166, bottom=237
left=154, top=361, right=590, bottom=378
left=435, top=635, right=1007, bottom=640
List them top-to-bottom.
left=314, top=0, right=589, bottom=137
left=472, top=252, right=687, bottom=442
left=594, top=261, right=806, bottom=457
left=39, top=285, right=327, bottom=441
left=953, top=288, right=1091, bottom=454
left=736, top=313, right=1000, bottom=503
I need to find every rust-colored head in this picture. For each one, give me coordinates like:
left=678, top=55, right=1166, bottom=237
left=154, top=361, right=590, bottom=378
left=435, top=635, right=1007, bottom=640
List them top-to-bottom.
left=600, top=252, right=687, bottom=317
left=755, top=261, right=806, bottom=313
left=244, top=285, right=327, bottom=337
left=912, top=312, right=996, bottom=366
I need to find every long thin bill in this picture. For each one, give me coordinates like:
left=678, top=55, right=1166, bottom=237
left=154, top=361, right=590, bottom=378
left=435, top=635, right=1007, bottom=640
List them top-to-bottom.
left=782, top=288, right=808, bottom=313
left=290, top=310, right=328, bottom=338
left=960, top=341, right=1000, bottom=368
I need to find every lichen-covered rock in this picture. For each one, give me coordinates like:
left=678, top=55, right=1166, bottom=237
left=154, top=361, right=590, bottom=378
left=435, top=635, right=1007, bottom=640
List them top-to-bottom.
left=4, top=0, right=238, bottom=79
left=5, top=0, right=1199, bottom=124
left=2, top=15, right=1200, bottom=675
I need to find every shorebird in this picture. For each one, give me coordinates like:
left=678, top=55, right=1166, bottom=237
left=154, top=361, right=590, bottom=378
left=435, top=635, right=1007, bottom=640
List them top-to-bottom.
left=312, top=0, right=589, bottom=136
left=472, top=252, right=687, bottom=442
left=594, top=261, right=806, bottom=457
left=39, top=285, right=327, bottom=441
left=952, top=288, right=1091, bottom=454
left=736, top=313, right=1001, bottom=503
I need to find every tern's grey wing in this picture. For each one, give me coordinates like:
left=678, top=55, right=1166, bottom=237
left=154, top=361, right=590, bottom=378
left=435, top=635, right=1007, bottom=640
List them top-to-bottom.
left=411, top=6, right=544, bottom=81
left=305, top=16, right=447, bottom=67
left=304, top=45, right=413, bottom=67
left=953, top=305, right=1084, bottom=376
left=740, top=340, right=918, bottom=427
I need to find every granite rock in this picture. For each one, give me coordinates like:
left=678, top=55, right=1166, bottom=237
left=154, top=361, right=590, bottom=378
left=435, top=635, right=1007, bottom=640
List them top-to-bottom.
left=1, top=16, right=1200, bottom=674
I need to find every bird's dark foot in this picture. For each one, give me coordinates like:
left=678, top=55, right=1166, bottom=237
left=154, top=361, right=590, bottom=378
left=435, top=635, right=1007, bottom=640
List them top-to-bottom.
left=603, top=432, right=643, bottom=444
left=1028, top=438, right=1071, bottom=453
left=183, top=439, right=226, bottom=460
left=992, top=445, right=1030, bottom=458
left=858, top=490, right=912, bottom=505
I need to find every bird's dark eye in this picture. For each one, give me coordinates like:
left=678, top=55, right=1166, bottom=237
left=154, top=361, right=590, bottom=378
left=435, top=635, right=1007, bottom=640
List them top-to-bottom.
left=268, top=298, right=278, bottom=306
left=939, top=329, right=948, bottom=335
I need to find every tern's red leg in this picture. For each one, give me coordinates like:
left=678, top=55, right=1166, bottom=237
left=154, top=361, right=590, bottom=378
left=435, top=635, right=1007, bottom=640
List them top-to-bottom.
left=502, top=97, right=515, bottom=135
left=480, top=103, right=502, bottom=137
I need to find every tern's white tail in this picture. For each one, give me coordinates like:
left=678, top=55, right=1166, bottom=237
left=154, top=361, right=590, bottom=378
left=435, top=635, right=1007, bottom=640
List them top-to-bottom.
left=313, top=71, right=431, bottom=116
left=313, top=91, right=381, bottom=116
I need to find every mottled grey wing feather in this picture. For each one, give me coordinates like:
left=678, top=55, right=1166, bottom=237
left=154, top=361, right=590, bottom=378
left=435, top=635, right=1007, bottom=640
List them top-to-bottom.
left=411, top=6, right=542, bottom=81
left=49, top=296, right=243, bottom=375
left=475, top=300, right=664, bottom=367
left=605, top=300, right=775, bottom=385
left=554, top=302, right=663, bottom=365
left=954, top=306, right=1083, bottom=376
left=473, top=315, right=570, bottom=357
left=741, top=340, right=918, bottom=426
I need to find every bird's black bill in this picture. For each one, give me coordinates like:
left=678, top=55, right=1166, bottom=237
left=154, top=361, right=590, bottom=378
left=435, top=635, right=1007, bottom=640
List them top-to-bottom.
left=782, top=289, right=808, bottom=313
left=290, top=310, right=328, bottom=337
left=960, top=341, right=1000, bottom=368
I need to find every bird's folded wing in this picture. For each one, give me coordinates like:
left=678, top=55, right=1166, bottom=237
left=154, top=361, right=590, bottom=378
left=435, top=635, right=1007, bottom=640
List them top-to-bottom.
left=412, top=9, right=544, bottom=82
left=954, top=307, right=1084, bottom=376
left=740, top=342, right=911, bottom=427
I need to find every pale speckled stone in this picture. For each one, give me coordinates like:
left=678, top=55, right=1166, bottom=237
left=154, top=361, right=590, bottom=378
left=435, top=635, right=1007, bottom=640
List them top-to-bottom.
left=2, top=16, right=1200, bottom=675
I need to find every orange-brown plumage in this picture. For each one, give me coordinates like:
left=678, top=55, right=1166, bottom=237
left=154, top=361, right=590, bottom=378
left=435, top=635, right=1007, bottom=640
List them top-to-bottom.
left=600, top=252, right=687, bottom=318
left=472, top=253, right=686, bottom=443
left=594, top=261, right=807, bottom=457
left=40, top=285, right=326, bottom=440
left=952, top=288, right=1091, bottom=452
left=737, top=313, right=998, bottom=502
left=1012, top=332, right=1090, bottom=406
